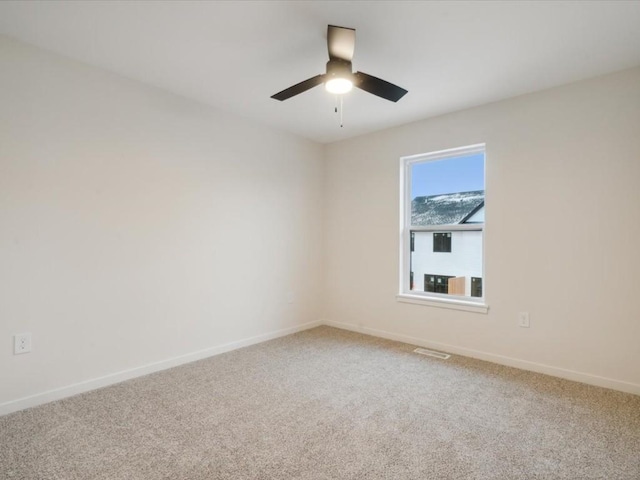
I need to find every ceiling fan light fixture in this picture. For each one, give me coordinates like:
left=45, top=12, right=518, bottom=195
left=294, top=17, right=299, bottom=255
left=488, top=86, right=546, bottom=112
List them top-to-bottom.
left=270, top=25, right=407, bottom=103
left=325, top=77, right=353, bottom=94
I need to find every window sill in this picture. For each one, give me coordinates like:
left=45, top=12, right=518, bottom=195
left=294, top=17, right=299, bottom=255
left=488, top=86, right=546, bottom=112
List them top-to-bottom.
left=396, top=293, right=489, bottom=314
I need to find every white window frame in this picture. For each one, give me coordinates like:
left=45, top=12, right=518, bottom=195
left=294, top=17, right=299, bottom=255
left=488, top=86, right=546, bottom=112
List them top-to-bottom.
left=397, top=144, right=488, bottom=314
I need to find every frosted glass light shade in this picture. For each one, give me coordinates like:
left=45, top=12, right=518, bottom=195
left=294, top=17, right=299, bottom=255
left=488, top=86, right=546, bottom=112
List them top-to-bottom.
left=325, top=78, right=353, bottom=94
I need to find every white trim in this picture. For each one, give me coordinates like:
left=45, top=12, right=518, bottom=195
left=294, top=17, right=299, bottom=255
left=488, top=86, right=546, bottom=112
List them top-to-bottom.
left=402, top=143, right=486, bottom=163
left=398, top=154, right=409, bottom=295
left=396, top=293, right=489, bottom=314
left=0, top=320, right=321, bottom=417
left=323, top=320, right=640, bottom=396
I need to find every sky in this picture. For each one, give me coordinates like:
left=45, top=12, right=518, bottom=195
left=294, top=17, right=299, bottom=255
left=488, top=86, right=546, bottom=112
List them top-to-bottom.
left=411, top=152, right=484, bottom=198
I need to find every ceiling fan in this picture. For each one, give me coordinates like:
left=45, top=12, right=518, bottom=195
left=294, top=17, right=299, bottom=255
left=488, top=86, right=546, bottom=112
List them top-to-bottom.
left=271, top=25, right=408, bottom=103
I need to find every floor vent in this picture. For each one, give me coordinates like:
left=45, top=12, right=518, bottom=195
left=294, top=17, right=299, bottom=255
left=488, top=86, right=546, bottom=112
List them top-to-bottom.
left=413, top=348, right=450, bottom=360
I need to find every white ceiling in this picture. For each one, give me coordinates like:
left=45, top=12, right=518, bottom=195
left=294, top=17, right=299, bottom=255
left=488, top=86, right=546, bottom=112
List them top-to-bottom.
left=1, top=1, right=640, bottom=144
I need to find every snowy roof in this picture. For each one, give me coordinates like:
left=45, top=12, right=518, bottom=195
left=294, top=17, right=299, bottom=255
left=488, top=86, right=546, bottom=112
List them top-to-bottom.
left=411, top=190, right=484, bottom=226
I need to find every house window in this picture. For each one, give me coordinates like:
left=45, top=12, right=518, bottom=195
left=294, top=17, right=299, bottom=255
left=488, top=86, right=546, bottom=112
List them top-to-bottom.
left=399, top=144, right=486, bottom=310
left=433, top=233, right=451, bottom=252
left=425, top=274, right=454, bottom=294
left=471, top=277, right=483, bottom=298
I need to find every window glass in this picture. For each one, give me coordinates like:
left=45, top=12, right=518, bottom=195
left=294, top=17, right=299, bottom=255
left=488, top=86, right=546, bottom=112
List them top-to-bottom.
left=402, top=146, right=485, bottom=302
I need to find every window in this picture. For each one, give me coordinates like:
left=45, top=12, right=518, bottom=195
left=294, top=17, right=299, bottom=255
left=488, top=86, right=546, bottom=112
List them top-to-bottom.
left=399, top=144, right=487, bottom=312
left=433, top=233, right=451, bottom=252
left=425, top=274, right=454, bottom=294
left=471, top=277, right=483, bottom=298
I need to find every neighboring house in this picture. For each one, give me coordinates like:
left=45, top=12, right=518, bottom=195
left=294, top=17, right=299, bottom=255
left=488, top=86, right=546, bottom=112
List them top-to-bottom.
left=411, top=190, right=484, bottom=297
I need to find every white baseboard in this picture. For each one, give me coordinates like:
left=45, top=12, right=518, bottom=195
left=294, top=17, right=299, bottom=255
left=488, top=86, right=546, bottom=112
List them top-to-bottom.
left=0, top=320, right=321, bottom=416
left=323, top=320, right=640, bottom=396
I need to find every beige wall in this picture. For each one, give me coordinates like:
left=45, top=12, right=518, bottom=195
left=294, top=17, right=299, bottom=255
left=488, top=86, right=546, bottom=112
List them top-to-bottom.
left=2, top=33, right=639, bottom=414
left=0, top=37, right=324, bottom=411
left=323, top=67, right=640, bottom=393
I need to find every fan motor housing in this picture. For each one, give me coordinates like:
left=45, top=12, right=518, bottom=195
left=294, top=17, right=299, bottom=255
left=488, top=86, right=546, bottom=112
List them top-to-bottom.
left=326, top=59, right=353, bottom=80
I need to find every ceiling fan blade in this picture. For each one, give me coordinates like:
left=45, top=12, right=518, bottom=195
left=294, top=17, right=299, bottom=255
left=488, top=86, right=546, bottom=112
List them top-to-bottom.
left=327, top=25, right=355, bottom=61
left=353, top=71, right=408, bottom=102
left=271, top=74, right=326, bottom=101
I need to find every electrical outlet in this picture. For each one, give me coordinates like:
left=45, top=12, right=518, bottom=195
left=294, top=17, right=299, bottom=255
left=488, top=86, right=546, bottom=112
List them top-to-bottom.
left=286, top=291, right=295, bottom=304
left=518, top=312, right=530, bottom=328
left=14, top=333, right=32, bottom=354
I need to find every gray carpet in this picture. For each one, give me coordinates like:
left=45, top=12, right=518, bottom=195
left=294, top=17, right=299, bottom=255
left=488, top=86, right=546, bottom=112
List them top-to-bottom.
left=1, top=326, right=639, bottom=479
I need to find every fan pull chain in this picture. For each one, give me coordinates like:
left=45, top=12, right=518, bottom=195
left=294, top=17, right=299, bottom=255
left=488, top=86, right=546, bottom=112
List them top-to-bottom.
left=333, top=95, right=345, bottom=128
